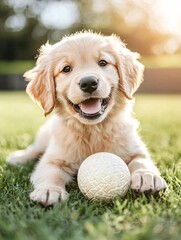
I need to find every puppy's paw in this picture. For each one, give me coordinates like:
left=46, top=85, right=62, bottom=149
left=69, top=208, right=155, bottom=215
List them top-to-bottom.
left=7, top=150, right=30, bottom=165
left=131, top=170, right=168, bottom=193
left=30, top=188, right=69, bottom=206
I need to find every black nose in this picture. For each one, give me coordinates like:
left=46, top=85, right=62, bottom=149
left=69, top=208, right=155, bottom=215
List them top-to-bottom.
left=79, top=76, right=99, bottom=94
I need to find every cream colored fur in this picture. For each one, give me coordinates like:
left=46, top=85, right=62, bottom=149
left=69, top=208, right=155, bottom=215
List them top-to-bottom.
left=7, top=32, right=167, bottom=206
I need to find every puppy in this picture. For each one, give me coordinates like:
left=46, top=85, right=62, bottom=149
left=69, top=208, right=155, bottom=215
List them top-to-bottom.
left=7, top=31, right=167, bottom=206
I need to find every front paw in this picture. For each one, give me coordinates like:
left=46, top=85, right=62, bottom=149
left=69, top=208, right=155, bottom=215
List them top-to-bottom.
left=7, top=150, right=28, bottom=165
left=131, top=170, right=168, bottom=193
left=30, top=188, right=69, bottom=206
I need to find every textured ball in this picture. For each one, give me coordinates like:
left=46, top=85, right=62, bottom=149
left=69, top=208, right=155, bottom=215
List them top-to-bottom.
left=77, top=152, right=131, bottom=200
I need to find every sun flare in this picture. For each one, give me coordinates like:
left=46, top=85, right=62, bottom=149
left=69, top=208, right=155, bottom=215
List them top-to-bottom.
left=153, top=0, right=181, bottom=36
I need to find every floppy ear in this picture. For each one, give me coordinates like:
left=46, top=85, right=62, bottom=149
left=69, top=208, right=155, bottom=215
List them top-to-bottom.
left=111, top=36, right=144, bottom=99
left=24, top=43, right=55, bottom=116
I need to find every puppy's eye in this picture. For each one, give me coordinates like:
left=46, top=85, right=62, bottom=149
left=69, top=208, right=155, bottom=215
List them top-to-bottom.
left=98, top=60, right=108, bottom=67
left=62, top=66, right=72, bottom=73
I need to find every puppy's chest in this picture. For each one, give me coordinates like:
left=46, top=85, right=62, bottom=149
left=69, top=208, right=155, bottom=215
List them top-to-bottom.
left=58, top=122, right=133, bottom=168
left=78, top=128, right=126, bottom=159
left=82, top=132, right=111, bottom=152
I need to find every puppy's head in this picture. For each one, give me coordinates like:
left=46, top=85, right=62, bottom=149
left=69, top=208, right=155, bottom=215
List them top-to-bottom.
left=25, top=32, right=144, bottom=124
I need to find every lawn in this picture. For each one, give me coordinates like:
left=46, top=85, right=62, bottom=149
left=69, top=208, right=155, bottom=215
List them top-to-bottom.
left=0, top=92, right=181, bottom=240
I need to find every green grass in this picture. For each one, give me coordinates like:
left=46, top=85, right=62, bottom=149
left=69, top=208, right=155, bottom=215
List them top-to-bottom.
left=0, top=54, right=181, bottom=74
left=0, top=61, right=35, bottom=74
left=0, top=92, right=181, bottom=240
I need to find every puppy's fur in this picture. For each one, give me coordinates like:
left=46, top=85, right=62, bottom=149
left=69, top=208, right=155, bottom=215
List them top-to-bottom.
left=7, top=32, right=167, bottom=206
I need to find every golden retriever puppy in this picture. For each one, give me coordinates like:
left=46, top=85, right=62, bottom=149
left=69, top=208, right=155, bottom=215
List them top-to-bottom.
left=7, top=31, right=167, bottom=206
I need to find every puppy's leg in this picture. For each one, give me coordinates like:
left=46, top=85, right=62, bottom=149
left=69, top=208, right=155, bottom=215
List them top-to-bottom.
left=7, top=122, right=50, bottom=165
left=128, top=154, right=168, bottom=193
left=30, top=157, right=71, bottom=206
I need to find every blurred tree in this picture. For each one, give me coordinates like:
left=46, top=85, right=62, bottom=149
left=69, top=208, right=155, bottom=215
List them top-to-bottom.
left=0, top=0, right=179, bottom=60
left=0, top=0, right=49, bottom=60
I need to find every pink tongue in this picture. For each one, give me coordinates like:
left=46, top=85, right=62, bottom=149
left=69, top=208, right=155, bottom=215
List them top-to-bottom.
left=80, top=99, right=101, bottom=114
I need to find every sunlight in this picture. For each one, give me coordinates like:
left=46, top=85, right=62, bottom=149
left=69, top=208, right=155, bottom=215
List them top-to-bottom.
left=112, top=0, right=181, bottom=38
left=151, top=0, right=181, bottom=36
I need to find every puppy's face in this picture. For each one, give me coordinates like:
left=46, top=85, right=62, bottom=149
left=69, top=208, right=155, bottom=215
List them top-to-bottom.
left=25, top=32, right=144, bottom=125
left=53, top=36, right=119, bottom=124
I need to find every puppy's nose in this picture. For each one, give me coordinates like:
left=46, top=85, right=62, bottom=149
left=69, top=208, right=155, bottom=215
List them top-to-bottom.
left=79, top=76, right=99, bottom=94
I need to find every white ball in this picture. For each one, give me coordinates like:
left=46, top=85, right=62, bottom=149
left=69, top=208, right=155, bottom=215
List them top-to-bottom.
left=77, top=152, right=131, bottom=200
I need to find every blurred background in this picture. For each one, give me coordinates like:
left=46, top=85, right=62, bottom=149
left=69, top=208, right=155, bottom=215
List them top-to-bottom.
left=0, top=0, right=181, bottom=93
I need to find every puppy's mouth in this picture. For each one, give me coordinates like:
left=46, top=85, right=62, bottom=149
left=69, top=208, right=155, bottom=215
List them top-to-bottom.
left=67, top=95, right=111, bottom=120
